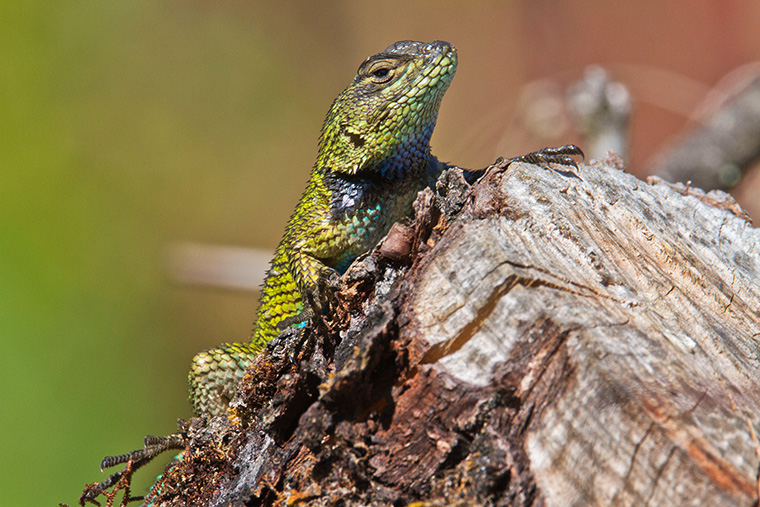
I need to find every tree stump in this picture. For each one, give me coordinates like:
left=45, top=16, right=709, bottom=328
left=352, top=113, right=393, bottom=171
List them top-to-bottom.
left=147, top=154, right=760, bottom=507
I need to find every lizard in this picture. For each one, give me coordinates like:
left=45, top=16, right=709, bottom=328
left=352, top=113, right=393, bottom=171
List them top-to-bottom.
left=188, top=39, right=460, bottom=418
left=84, top=40, right=581, bottom=505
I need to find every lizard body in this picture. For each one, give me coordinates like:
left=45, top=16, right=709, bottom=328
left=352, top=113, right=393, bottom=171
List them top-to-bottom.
left=188, top=40, right=458, bottom=417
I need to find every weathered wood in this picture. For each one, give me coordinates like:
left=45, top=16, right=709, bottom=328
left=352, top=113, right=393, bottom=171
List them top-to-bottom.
left=149, top=154, right=760, bottom=507
left=401, top=155, right=760, bottom=506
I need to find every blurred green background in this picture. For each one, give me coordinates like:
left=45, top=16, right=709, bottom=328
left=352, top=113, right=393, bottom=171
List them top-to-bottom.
left=2, top=1, right=759, bottom=505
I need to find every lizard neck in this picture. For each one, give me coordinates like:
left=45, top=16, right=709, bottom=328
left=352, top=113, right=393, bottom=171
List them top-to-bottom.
left=316, top=118, right=437, bottom=180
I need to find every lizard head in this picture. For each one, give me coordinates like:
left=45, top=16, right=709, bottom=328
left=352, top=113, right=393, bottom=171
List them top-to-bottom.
left=317, top=40, right=457, bottom=178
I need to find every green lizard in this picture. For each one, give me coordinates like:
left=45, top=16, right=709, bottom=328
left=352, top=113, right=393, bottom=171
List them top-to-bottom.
left=188, top=39, right=459, bottom=417
left=85, top=40, right=581, bottom=505
left=188, top=40, right=580, bottom=418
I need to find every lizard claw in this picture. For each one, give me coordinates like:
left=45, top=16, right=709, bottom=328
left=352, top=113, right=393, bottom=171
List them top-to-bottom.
left=495, top=144, right=585, bottom=170
left=465, top=145, right=585, bottom=183
left=277, top=308, right=312, bottom=331
left=82, top=431, right=186, bottom=506
left=100, top=433, right=185, bottom=472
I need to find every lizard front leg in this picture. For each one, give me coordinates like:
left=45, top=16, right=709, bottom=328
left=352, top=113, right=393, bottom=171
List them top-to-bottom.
left=463, top=144, right=584, bottom=183
left=188, top=235, right=338, bottom=417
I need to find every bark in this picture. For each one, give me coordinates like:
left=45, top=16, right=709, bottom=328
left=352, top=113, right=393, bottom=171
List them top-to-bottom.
left=151, top=154, right=760, bottom=507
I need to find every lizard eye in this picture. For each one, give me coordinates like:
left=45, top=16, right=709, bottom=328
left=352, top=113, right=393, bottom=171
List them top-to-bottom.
left=367, top=62, right=395, bottom=84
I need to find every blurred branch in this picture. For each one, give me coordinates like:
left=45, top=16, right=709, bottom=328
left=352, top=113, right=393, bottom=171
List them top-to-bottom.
left=648, top=64, right=760, bottom=190
left=567, top=66, right=631, bottom=162
left=165, top=242, right=270, bottom=292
